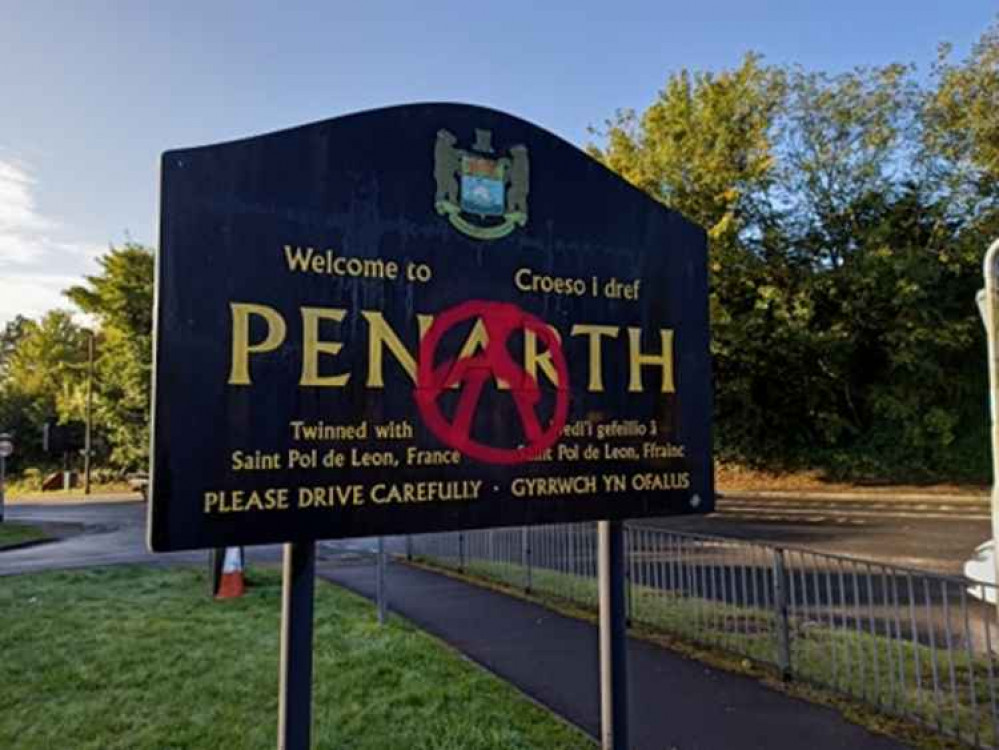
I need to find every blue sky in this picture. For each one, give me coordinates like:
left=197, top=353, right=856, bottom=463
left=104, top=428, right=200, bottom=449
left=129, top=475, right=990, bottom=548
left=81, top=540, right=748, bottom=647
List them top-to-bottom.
left=0, top=0, right=995, bottom=326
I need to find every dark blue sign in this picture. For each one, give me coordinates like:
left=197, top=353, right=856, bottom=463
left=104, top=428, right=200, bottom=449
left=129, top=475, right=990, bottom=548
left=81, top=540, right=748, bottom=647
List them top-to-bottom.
left=149, top=103, right=713, bottom=552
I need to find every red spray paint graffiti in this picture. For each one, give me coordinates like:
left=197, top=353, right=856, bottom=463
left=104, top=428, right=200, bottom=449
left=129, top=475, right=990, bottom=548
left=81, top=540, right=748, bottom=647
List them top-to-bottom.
left=414, top=300, right=570, bottom=464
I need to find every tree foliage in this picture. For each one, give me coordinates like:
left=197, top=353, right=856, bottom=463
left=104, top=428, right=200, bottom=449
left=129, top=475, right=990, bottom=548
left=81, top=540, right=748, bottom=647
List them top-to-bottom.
left=591, top=20, right=999, bottom=480
left=0, top=243, right=158, bottom=476
left=63, top=244, right=154, bottom=471
left=0, top=311, right=88, bottom=472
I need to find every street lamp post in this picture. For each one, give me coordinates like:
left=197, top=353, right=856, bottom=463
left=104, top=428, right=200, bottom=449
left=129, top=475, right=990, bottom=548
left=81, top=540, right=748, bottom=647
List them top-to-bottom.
left=83, top=330, right=94, bottom=495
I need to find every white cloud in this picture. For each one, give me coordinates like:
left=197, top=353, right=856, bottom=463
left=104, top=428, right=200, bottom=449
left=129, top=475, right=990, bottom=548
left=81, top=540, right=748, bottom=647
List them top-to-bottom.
left=0, top=157, right=103, bottom=326
left=0, top=273, right=82, bottom=324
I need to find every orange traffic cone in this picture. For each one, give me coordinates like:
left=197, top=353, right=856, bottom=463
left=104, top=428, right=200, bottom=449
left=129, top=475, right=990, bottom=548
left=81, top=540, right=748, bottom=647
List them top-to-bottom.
left=215, top=546, right=245, bottom=599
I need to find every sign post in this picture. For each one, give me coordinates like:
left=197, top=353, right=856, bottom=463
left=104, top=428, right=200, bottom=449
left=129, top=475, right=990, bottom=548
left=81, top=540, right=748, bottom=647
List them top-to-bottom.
left=149, top=103, right=713, bottom=746
left=0, top=433, right=11, bottom=523
left=598, top=520, right=629, bottom=750
left=376, top=536, right=387, bottom=625
left=278, top=542, right=315, bottom=750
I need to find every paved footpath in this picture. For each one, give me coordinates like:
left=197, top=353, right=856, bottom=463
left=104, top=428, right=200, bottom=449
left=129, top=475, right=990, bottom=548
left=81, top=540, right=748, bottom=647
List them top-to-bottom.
left=320, top=561, right=910, bottom=750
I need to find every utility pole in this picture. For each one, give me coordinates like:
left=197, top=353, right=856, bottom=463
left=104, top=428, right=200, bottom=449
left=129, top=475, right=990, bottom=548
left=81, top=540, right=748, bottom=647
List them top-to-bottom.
left=83, top=330, right=94, bottom=496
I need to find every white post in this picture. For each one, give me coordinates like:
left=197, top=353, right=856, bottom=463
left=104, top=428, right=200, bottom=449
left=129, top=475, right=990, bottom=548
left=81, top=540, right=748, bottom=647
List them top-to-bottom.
left=982, top=238, right=999, bottom=619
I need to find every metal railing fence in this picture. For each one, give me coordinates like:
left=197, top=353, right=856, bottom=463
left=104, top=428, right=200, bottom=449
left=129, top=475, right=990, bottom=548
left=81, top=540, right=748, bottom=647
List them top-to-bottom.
left=410, top=522, right=999, bottom=749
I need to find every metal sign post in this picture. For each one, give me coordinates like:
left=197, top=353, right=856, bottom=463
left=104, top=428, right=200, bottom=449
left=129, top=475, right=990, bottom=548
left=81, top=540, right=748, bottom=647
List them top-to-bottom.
left=981, top=238, right=999, bottom=622
left=0, top=434, right=13, bottom=523
left=0, top=454, right=5, bottom=523
left=598, top=520, right=629, bottom=750
left=376, top=536, right=387, bottom=625
left=278, top=542, right=316, bottom=750
left=209, top=548, right=224, bottom=596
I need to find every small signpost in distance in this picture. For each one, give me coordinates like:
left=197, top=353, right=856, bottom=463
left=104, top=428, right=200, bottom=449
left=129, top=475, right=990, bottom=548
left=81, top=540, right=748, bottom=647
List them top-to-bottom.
left=150, top=103, right=713, bottom=750
left=0, top=433, right=12, bottom=523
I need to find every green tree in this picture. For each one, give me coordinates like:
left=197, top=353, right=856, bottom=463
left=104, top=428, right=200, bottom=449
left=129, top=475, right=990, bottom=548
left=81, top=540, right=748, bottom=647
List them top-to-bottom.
left=923, top=20, right=999, bottom=224
left=590, top=25, right=997, bottom=480
left=589, top=53, right=784, bottom=250
left=589, top=55, right=811, bottom=460
left=772, top=64, right=957, bottom=470
left=780, top=64, right=920, bottom=269
left=815, top=187, right=985, bottom=477
left=64, top=243, right=155, bottom=471
left=0, top=311, right=88, bottom=472
left=0, top=315, right=30, bottom=378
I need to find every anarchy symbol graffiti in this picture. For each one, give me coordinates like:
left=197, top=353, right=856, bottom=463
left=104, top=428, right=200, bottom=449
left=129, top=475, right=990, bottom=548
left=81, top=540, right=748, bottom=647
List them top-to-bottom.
left=414, top=301, right=569, bottom=464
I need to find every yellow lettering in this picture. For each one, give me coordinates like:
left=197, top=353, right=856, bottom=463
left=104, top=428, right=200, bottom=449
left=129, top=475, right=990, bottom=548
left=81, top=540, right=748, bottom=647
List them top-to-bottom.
left=283, top=245, right=313, bottom=271
left=514, top=267, right=532, bottom=291
left=228, top=303, right=287, bottom=385
left=300, top=307, right=350, bottom=387
left=363, top=311, right=434, bottom=387
left=455, top=318, right=510, bottom=390
left=456, top=318, right=489, bottom=360
left=570, top=324, right=619, bottom=392
left=524, top=326, right=563, bottom=387
left=628, top=328, right=675, bottom=393
left=204, top=492, right=219, bottom=513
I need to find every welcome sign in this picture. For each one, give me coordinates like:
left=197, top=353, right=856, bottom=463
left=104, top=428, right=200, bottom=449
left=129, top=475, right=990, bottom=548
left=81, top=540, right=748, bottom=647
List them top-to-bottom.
left=148, top=103, right=713, bottom=551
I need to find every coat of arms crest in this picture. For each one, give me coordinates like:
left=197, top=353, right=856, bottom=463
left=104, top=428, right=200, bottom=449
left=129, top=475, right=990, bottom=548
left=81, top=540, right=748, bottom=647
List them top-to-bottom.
left=434, top=128, right=529, bottom=240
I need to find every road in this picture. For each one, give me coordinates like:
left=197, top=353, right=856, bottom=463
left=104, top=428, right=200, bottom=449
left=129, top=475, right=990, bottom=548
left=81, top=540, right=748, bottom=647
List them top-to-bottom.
left=0, top=491, right=990, bottom=578
left=651, top=493, right=992, bottom=576
left=0, top=498, right=396, bottom=576
left=0, top=499, right=200, bottom=574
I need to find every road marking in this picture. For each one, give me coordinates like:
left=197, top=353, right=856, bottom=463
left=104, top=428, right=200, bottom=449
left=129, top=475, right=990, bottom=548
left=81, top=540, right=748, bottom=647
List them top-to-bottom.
left=721, top=491, right=988, bottom=505
left=719, top=500, right=978, bottom=511
left=719, top=500, right=986, bottom=513
left=717, top=504, right=989, bottom=521
left=717, top=513, right=868, bottom=525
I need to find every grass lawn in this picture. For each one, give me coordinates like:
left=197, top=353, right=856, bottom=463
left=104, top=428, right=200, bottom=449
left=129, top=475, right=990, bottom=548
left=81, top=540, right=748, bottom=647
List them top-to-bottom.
left=5, top=479, right=135, bottom=500
left=0, top=521, right=49, bottom=549
left=0, top=565, right=593, bottom=750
